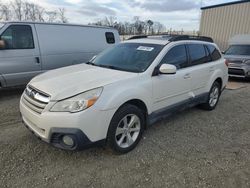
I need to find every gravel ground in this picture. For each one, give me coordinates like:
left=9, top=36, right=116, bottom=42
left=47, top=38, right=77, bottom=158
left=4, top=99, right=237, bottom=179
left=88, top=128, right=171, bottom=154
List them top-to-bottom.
left=0, top=81, right=250, bottom=188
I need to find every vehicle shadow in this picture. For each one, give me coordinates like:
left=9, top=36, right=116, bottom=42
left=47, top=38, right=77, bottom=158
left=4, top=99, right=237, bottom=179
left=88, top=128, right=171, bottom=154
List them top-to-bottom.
left=229, top=77, right=250, bottom=83
left=0, top=86, right=25, bottom=99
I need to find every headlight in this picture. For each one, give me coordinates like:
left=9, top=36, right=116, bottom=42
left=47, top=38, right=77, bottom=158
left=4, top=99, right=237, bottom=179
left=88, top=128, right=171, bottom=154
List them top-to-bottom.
left=50, top=87, right=103, bottom=113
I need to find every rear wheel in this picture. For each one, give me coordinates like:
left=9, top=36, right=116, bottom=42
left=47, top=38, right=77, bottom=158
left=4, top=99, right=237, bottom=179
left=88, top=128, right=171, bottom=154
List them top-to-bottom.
left=200, top=81, right=221, bottom=111
left=107, top=104, right=145, bottom=154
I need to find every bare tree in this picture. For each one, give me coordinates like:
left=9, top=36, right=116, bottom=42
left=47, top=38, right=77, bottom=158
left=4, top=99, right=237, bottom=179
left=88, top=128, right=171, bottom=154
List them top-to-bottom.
left=0, top=0, right=67, bottom=23
left=11, top=0, right=23, bottom=21
left=0, top=4, right=12, bottom=21
left=58, top=8, right=68, bottom=23
left=46, top=11, right=57, bottom=22
left=103, top=16, right=117, bottom=27
left=146, top=20, right=154, bottom=34
left=153, top=22, right=165, bottom=34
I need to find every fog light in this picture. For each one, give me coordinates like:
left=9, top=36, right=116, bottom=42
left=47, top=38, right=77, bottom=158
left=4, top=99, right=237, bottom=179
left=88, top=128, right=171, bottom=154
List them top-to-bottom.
left=62, top=135, right=74, bottom=147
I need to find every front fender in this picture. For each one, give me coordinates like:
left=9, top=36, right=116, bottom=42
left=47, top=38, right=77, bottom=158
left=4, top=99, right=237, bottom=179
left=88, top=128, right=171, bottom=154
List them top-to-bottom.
left=96, top=76, right=153, bottom=114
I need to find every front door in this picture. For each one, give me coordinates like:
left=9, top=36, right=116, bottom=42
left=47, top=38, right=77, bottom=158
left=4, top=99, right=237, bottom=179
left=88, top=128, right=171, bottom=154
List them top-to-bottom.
left=0, top=24, right=41, bottom=87
left=152, top=44, right=191, bottom=112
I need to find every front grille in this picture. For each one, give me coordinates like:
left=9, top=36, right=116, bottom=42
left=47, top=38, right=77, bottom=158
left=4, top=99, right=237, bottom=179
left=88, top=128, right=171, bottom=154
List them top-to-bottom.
left=230, top=60, right=243, bottom=64
left=228, top=68, right=245, bottom=76
left=22, top=86, right=50, bottom=114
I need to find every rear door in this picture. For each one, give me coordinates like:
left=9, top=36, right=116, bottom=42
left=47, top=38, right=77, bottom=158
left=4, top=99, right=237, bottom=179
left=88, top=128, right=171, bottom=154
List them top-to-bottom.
left=0, top=24, right=41, bottom=87
left=186, top=43, right=212, bottom=96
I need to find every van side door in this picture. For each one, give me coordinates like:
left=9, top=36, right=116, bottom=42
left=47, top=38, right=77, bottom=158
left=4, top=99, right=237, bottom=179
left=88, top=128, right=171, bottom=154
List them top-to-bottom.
left=0, top=24, right=41, bottom=87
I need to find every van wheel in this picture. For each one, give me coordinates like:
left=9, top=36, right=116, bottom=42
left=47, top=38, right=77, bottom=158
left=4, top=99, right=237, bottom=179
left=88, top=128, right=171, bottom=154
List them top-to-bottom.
left=200, top=81, right=221, bottom=111
left=107, top=104, right=145, bottom=154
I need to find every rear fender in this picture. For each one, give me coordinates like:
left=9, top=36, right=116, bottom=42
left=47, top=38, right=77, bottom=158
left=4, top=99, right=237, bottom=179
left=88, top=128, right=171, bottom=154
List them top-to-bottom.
left=205, top=69, right=225, bottom=92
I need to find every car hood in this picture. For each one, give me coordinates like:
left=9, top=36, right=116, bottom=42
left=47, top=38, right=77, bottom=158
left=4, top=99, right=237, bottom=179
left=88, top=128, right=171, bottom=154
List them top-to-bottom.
left=224, top=55, right=250, bottom=62
left=29, top=64, right=137, bottom=100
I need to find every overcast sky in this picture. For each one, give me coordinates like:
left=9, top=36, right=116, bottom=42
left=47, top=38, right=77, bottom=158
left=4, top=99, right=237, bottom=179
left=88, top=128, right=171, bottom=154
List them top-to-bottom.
left=2, top=0, right=236, bottom=30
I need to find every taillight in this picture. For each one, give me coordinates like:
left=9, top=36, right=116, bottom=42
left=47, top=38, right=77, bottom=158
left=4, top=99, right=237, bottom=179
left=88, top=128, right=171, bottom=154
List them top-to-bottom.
left=225, top=60, right=229, bottom=67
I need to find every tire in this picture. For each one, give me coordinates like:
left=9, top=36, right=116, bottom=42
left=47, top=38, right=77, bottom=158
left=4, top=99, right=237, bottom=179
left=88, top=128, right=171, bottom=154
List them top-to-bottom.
left=200, top=81, right=221, bottom=111
left=107, top=104, right=145, bottom=154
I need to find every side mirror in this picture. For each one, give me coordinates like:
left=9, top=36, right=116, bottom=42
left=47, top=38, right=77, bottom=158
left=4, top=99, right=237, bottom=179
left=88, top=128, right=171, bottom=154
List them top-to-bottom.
left=0, top=39, right=5, bottom=49
left=159, top=64, right=177, bottom=74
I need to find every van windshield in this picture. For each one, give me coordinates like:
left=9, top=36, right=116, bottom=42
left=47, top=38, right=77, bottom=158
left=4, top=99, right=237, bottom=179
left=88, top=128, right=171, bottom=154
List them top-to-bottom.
left=89, top=43, right=164, bottom=73
left=225, top=45, right=250, bottom=56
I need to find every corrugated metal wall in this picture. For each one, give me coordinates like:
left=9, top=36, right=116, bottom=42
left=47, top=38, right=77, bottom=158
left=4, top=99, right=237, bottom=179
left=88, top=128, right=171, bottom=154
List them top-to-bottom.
left=199, top=2, right=250, bottom=51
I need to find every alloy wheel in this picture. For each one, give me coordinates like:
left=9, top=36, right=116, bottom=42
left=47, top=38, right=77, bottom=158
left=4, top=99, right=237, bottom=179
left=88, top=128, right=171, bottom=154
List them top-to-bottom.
left=209, top=86, right=219, bottom=107
left=115, top=114, right=141, bottom=148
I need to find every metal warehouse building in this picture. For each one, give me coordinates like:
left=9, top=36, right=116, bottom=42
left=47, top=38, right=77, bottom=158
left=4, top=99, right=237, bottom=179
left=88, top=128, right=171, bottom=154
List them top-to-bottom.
left=199, top=0, right=250, bottom=51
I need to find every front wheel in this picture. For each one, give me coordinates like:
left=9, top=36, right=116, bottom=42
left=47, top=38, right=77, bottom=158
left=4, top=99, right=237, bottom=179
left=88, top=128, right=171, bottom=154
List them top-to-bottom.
left=200, top=81, right=221, bottom=111
left=107, top=104, right=145, bottom=154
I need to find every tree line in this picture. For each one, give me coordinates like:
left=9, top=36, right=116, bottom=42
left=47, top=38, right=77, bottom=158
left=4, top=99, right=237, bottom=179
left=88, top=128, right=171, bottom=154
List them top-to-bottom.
left=0, top=0, right=67, bottom=23
left=0, top=0, right=190, bottom=36
left=89, top=16, right=167, bottom=35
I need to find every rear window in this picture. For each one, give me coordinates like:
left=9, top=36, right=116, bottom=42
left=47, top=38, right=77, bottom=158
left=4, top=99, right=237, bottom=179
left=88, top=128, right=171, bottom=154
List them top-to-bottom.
left=105, top=32, right=115, bottom=44
left=188, top=44, right=207, bottom=65
left=206, top=44, right=221, bottom=61
left=225, top=45, right=250, bottom=56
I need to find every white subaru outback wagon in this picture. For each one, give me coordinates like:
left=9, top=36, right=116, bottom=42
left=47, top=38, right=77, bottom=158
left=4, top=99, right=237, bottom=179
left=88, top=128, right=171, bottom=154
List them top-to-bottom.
left=20, top=35, right=228, bottom=153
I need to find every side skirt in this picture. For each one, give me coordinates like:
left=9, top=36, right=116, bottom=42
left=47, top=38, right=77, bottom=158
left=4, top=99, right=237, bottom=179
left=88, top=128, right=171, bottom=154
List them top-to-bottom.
left=148, top=93, right=208, bottom=126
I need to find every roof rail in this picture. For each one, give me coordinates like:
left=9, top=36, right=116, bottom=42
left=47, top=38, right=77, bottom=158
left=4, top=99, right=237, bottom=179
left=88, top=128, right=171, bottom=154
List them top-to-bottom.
left=128, top=34, right=214, bottom=43
left=128, top=35, right=148, bottom=40
left=169, top=35, right=214, bottom=43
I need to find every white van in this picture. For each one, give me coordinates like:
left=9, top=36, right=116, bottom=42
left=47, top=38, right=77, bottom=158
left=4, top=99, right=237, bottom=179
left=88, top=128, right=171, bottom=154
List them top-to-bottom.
left=0, top=22, right=120, bottom=88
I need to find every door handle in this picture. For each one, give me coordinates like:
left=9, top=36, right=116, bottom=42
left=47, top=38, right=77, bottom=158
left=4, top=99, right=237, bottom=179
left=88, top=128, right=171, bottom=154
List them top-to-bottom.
left=35, top=57, right=40, bottom=64
left=183, top=73, right=191, bottom=79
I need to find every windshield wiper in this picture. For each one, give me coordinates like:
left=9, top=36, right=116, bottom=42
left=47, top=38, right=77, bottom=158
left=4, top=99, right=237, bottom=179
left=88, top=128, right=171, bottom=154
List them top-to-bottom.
left=86, top=61, right=96, bottom=66
left=86, top=62, right=118, bottom=70
left=87, top=63, right=137, bottom=72
left=97, top=64, right=117, bottom=69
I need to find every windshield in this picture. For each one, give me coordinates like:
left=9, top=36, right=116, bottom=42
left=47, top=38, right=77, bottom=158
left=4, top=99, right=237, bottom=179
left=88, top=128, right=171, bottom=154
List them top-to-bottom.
left=90, top=43, right=164, bottom=73
left=225, top=45, right=250, bottom=56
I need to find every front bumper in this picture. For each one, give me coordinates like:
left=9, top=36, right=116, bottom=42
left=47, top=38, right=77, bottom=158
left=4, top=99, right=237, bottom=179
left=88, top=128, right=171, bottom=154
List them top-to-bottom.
left=228, top=66, right=250, bottom=78
left=20, top=95, right=116, bottom=150
left=22, top=122, right=101, bottom=150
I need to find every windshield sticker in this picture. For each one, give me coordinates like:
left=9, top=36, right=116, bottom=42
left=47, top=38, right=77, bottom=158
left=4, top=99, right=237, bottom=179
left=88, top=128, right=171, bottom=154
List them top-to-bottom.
left=137, top=46, right=154, bottom=51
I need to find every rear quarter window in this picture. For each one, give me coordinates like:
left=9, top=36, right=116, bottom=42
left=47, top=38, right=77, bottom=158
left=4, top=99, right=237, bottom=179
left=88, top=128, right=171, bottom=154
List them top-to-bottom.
left=105, top=32, right=115, bottom=44
left=206, top=44, right=221, bottom=61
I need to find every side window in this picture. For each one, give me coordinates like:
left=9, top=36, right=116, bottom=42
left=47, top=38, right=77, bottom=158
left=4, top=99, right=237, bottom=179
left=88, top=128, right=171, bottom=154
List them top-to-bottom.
left=0, top=25, right=34, bottom=49
left=105, top=32, right=115, bottom=44
left=188, top=44, right=207, bottom=65
left=207, top=44, right=221, bottom=61
left=160, top=45, right=188, bottom=69
left=204, top=45, right=212, bottom=62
